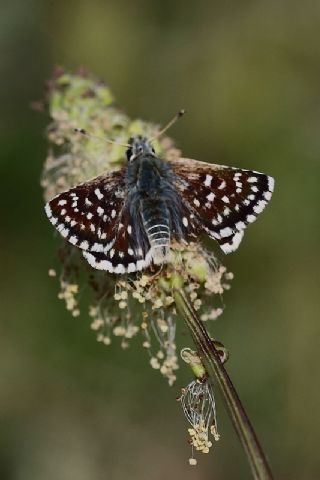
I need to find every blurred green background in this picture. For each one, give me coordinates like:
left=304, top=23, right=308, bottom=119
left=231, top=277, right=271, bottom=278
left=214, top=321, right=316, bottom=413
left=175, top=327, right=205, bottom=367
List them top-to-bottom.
left=1, top=1, right=320, bottom=479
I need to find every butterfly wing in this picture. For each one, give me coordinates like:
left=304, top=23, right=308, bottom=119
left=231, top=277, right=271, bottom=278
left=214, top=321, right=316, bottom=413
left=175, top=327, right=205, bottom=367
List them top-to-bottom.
left=170, top=157, right=274, bottom=253
left=45, top=168, right=153, bottom=273
left=45, top=169, right=128, bottom=254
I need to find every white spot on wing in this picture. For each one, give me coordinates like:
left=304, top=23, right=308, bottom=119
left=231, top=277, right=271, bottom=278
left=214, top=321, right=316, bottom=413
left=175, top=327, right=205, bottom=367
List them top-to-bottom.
left=204, top=174, right=213, bottom=187
left=268, top=176, right=275, bottom=192
left=94, top=188, right=104, bottom=200
left=264, top=191, right=272, bottom=201
left=206, top=192, right=215, bottom=202
left=253, top=200, right=266, bottom=214
left=45, top=203, right=52, bottom=218
left=97, top=206, right=104, bottom=216
left=223, top=207, right=230, bottom=216
left=247, top=214, right=256, bottom=223
left=236, top=221, right=246, bottom=230
left=57, top=223, right=66, bottom=233
left=60, top=226, right=69, bottom=238
left=220, top=227, right=233, bottom=238
left=220, top=230, right=244, bottom=254
left=69, top=235, right=78, bottom=245
left=80, top=240, right=89, bottom=250
left=92, top=243, right=104, bottom=252
left=136, top=259, right=145, bottom=271
left=128, top=263, right=137, bottom=273
left=114, top=264, right=126, bottom=274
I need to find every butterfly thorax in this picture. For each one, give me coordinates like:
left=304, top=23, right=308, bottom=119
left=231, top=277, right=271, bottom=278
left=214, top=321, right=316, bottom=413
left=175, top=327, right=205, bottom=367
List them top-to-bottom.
left=125, top=143, right=182, bottom=264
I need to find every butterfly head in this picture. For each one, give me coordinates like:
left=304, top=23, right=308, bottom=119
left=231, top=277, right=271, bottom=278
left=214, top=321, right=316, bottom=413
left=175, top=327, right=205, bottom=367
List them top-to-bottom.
left=126, top=135, right=155, bottom=162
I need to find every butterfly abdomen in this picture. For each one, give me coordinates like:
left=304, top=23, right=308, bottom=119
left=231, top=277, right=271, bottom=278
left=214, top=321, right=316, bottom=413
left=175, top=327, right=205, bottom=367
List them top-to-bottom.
left=141, top=199, right=170, bottom=264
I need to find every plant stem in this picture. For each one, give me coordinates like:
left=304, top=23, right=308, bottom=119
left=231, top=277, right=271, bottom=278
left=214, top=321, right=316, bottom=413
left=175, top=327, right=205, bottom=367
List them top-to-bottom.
left=174, top=289, right=273, bottom=480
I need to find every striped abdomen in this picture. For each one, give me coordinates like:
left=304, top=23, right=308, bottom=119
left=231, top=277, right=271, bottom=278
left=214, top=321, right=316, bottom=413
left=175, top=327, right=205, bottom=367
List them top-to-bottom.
left=141, top=200, right=170, bottom=265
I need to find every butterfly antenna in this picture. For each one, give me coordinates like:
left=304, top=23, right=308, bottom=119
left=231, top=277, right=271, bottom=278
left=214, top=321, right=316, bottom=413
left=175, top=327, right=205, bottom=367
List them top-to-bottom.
left=149, top=109, right=186, bottom=142
left=74, top=128, right=130, bottom=148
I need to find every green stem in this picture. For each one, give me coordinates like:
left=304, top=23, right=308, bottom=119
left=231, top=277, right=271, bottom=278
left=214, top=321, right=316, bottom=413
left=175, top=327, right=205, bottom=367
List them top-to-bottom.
left=174, top=289, right=273, bottom=480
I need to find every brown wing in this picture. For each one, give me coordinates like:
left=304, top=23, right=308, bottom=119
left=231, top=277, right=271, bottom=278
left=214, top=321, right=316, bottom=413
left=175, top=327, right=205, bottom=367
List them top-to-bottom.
left=170, top=157, right=274, bottom=253
left=45, top=168, right=127, bottom=254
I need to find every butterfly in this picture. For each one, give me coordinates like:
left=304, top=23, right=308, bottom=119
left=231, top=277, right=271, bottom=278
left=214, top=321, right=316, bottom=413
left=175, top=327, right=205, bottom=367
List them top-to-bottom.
left=45, top=127, right=274, bottom=274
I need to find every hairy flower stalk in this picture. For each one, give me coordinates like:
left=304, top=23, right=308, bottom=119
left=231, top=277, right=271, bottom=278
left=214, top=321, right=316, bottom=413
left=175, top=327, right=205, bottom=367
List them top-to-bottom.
left=41, top=68, right=273, bottom=478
